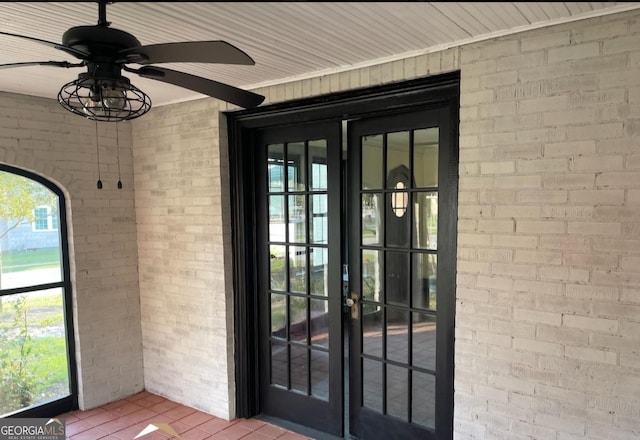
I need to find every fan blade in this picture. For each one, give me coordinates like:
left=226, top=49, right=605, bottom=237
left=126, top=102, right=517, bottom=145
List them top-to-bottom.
left=0, top=31, right=88, bottom=59
left=120, top=41, right=255, bottom=65
left=0, top=61, right=84, bottom=70
left=134, top=66, right=265, bottom=109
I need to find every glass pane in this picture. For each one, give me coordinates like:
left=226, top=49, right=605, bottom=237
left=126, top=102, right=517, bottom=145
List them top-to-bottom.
left=413, top=128, right=439, bottom=188
left=386, top=131, right=410, bottom=185
left=362, top=134, right=383, bottom=190
left=309, top=140, right=327, bottom=191
left=287, top=142, right=306, bottom=191
left=267, top=144, right=285, bottom=192
left=385, top=192, right=410, bottom=248
left=413, top=192, right=438, bottom=250
left=362, top=193, right=382, bottom=246
left=268, top=195, right=285, bottom=242
left=288, top=195, right=306, bottom=243
left=310, top=195, right=327, bottom=244
left=0, top=211, right=62, bottom=290
left=269, top=245, right=286, bottom=291
left=289, top=246, right=307, bottom=293
left=310, top=247, right=328, bottom=297
left=362, top=250, right=382, bottom=303
left=386, top=251, right=409, bottom=306
left=412, top=253, right=437, bottom=311
left=0, top=289, right=70, bottom=416
left=271, top=293, right=287, bottom=339
left=289, top=295, right=307, bottom=343
left=310, top=299, right=329, bottom=347
left=386, top=310, right=409, bottom=364
left=362, top=311, right=383, bottom=358
left=413, top=312, right=437, bottom=372
left=271, top=341, right=288, bottom=388
left=290, top=344, right=308, bottom=394
left=311, top=349, right=329, bottom=401
left=362, top=359, right=383, bottom=413
left=387, top=365, right=408, bottom=422
left=412, top=371, right=436, bottom=428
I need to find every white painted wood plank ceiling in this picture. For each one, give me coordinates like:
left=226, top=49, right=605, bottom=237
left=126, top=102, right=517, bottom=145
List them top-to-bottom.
left=0, top=2, right=637, bottom=107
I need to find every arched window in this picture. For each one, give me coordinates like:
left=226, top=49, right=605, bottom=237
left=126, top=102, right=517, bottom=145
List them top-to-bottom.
left=0, top=164, right=76, bottom=417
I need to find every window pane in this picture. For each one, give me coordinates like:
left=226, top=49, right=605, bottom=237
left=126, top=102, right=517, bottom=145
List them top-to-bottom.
left=413, top=128, right=439, bottom=188
left=386, top=131, right=410, bottom=186
left=362, top=134, right=383, bottom=190
left=309, top=140, right=327, bottom=191
left=287, top=142, right=306, bottom=191
left=267, top=144, right=285, bottom=192
left=413, top=192, right=438, bottom=250
left=362, top=193, right=382, bottom=246
left=269, top=195, right=285, bottom=242
left=288, top=195, right=306, bottom=243
left=310, top=195, right=327, bottom=244
left=269, top=245, right=286, bottom=291
left=289, top=246, right=307, bottom=293
left=310, top=247, right=328, bottom=297
left=362, top=250, right=382, bottom=303
left=386, top=251, right=409, bottom=306
left=412, top=253, right=437, bottom=311
left=0, top=289, right=70, bottom=416
left=271, top=293, right=287, bottom=339
left=289, top=295, right=308, bottom=343
left=413, top=312, right=437, bottom=372
left=271, top=341, right=288, bottom=388
left=290, top=344, right=309, bottom=394
left=310, top=349, right=329, bottom=401
left=387, top=365, right=408, bottom=422
left=412, top=371, right=436, bottom=428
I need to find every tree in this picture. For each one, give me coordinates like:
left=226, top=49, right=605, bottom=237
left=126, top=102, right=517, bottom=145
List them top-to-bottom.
left=0, top=170, right=57, bottom=310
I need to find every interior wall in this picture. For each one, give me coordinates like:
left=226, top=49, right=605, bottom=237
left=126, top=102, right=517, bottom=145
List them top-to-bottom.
left=0, top=92, right=143, bottom=410
left=131, top=99, right=236, bottom=419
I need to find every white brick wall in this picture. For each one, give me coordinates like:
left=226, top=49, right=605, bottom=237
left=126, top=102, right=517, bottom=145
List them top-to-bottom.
left=455, top=10, right=640, bottom=439
left=0, top=93, right=143, bottom=410
left=131, top=99, right=236, bottom=419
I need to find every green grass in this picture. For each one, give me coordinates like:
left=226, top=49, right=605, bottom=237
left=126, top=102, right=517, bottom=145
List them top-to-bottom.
left=0, top=247, right=60, bottom=273
left=0, top=293, right=64, bottom=330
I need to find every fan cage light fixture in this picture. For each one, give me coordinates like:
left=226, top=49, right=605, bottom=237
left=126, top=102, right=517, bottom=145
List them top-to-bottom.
left=58, top=74, right=151, bottom=122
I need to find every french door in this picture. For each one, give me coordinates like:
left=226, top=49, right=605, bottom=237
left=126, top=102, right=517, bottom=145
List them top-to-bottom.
left=235, top=73, right=459, bottom=440
left=347, top=108, right=455, bottom=439
left=256, top=122, right=344, bottom=436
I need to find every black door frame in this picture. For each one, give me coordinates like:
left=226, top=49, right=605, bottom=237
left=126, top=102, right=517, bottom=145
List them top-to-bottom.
left=227, top=72, right=460, bottom=434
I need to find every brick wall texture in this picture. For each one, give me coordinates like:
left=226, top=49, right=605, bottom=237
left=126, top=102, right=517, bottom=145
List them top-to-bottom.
left=2, top=6, right=639, bottom=437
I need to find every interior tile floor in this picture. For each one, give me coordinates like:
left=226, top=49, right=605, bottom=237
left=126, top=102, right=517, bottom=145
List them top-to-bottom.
left=57, top=391, right=312, bottom=440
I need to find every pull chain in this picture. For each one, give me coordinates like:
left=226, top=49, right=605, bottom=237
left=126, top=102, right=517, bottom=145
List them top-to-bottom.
left=95, top=120, right=103, bottom=189
left=116, top=122, right=123, bottom=189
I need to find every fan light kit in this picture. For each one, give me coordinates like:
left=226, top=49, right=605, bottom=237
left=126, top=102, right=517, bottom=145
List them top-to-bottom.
left=0, top=1, right=265, bottom=122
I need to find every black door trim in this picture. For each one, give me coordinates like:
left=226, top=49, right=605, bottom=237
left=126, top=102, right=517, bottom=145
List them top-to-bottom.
left=227, top=72, right=460, bottom=430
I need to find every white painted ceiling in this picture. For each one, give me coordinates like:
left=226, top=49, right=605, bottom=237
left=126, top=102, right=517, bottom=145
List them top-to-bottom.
left=0, top=2, right=637, bottom=109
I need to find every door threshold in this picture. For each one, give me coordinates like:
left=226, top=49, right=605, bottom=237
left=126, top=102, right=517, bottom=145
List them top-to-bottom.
left=255, top=414, right=353, bottom=440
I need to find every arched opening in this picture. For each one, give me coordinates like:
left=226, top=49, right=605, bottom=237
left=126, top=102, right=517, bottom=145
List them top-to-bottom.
left=0, top=164, right=77, bottom=417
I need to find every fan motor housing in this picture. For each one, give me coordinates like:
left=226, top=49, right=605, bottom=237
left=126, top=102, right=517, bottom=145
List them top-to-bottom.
left=62, top=25, right=141, bottom=56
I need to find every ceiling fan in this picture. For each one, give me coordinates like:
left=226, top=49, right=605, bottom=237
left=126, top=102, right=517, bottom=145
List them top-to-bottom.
left=0, top=1, right=265, bottom=122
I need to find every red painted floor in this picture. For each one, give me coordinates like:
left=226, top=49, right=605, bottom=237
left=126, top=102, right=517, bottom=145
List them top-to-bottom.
left=58, top=391, right=311, bottom=440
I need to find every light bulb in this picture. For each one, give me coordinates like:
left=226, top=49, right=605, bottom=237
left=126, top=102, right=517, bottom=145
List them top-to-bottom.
left=102, top=88, right=126, bottom=111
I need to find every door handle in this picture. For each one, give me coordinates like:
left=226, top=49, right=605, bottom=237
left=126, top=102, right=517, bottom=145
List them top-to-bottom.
left=346, top=292, right=359, bottom=320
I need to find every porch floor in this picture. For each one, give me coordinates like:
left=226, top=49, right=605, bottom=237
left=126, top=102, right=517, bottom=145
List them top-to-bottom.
left=58, top=391, right=312, bottom=439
